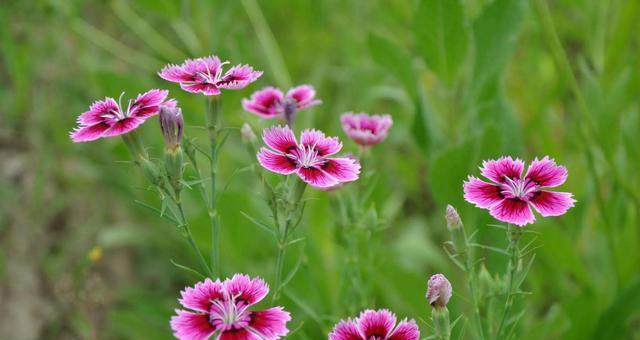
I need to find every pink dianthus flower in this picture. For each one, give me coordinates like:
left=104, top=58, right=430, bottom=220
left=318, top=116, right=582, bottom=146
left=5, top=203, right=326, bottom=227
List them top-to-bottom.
left=159, top=55, right=262, bottom=96
left=70, top=89, right=170, bottom=142
left=257, top=125, right=360, bottom=188
left=463, top=156, right=575, bottom=226
left=170, top=274, right=290, bottom=340
left=328, top=309, right=420, bottom=340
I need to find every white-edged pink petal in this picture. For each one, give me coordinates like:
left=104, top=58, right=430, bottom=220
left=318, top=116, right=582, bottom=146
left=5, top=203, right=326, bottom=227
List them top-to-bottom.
left=158, top=64, right=195, bottom=83
left=217, top=64, right=262, bottom=90
left=180, top=83, right=221, bottom=96
left=286, top=85, right=321, bottom=109
left=242, top=87, right=284, bottom=118
left=130, top=89, right=168, bottom=118
left=77, top=98, right=119, bottom=125
left=101, top=117, right=144, bottom=137
left=70, top=123, right=111, bottom=142
left=262, top=125, right=298, bottom=153
left=300, top=129, right=342, bottom=156
left=257, top=148, right=297, bottom=175
left=480, top=156, right=524, bottom=183
left=525, top=156, right=568, bottom=188
left=321, top=157, right=360, bottom=182
left=297, top=167, right=339, bottom=188
left=463, top=176, right=503, bottom=209
left=530, top=191, right=575, bottom=217
left=489, top=199, right=535, bottom=226
left=223, top=274, right=269, bottom=307
left=178, top=278, right=224, bottom=313
left=247, top=307, right=291, bottom=339
left=357, top=309, right=396, bottom=339
left=170, top=310, right=217, bottom=340
left=388, top=319, right=420, bottom=340
left=328, top=320, right=362, bottom=340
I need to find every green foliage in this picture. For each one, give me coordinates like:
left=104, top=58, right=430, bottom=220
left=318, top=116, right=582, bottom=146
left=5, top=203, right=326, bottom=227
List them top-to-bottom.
left=2, top=0, right=640, bottom=339
left=414, top=0, right=469, bottom=84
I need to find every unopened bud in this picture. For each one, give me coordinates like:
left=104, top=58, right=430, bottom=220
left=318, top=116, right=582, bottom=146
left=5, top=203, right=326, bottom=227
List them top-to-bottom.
left=159, top=103, right=183, bottom=151
left=240, top=123, right=257, bottom=143
left=445, top=205, right=462, bottom=230
left=446, top=205, right=467, bottom=262
left=427, top=273, right=452, bottom=309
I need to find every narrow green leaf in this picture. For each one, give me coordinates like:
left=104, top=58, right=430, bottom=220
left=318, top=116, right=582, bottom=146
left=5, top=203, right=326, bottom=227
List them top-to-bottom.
left=112, top=0, right=185, bottom=61
left=240, top=0, right=292, bottom=88
left=414, top=0, right=469, bottom=83
left=467, top=0, right=526, bottom=101
left=367, top=32, right=416, bottom=95
left=240, top=211, right=276, bottom=236
left=170, top=259, right=206, bottom=279
left=591, top=277, right=640, bottom=339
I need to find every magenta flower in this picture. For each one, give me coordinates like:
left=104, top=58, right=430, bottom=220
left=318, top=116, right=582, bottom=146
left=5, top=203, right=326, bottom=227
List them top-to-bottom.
left=159, top=55, right=262, bottom=96
left=242, top=85, right=321, bottom=120
left=70, top=89, right=169, bottom=142
left=341, top=112, right=393, bottom=146
left=257, top=125, right=360, bottom=188
left=463, top=156, right=576, bottom=226
left=170, top=274, right=290, bottom=340
left=426, top=274, right=452, bottom=308
left=329, top=309, right=420, bottom=340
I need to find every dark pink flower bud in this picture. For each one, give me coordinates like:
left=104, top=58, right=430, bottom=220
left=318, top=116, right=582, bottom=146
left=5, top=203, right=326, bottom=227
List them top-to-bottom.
left=159, top=101, right=183, bottom=151
left=426, top=273, right=452, bottom=308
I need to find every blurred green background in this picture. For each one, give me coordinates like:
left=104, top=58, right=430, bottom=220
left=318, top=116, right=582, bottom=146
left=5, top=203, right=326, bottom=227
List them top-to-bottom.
left=1, top=0, right=639, bottom=339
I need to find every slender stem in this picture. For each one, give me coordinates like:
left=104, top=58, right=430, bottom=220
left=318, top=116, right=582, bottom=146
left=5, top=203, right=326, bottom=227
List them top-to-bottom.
left=205, top=97, right=221, bottom=277
left=122, top=133, right=211, bottom=277
left=272, top=179, right=306, bottom=302
left=166, top=184, right=212, bottom=277
left=272, top=223, right=289, bottom=303
left=496, top=224, right=522, bottom=338
left=467, top=268, right=485, bottom=340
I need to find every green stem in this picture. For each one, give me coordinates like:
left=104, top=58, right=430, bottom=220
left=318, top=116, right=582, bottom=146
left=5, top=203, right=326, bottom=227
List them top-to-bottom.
left=205, top=97, right=221, bottom=277
left=272, top=179, right=306, bottom=302
left=272, top=224, right=289, bottom=303
left=496, top=224, right=522, bottom=338
left=467, top=268, right=486, bottom=340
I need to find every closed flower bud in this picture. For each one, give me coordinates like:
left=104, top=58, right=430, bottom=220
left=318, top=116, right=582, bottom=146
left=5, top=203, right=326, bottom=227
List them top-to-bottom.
left=159, top=103, right=183, bottom=151
left=241, top=123, right=257, bottom=143
left=445, top=205, right=462, bottom=230
left=445, top=205, right=468, bottom=263
left=427, top=273, right=452, bottom=309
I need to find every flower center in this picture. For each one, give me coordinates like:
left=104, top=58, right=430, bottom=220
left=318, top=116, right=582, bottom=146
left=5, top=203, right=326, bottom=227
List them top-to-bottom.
left=196, top=71, right=216, bottom=84
left=291, top=145, right=324, bottom=169
left=500, top=177, right=538, bottom=201
left=209, top=296, right=249, bottom=330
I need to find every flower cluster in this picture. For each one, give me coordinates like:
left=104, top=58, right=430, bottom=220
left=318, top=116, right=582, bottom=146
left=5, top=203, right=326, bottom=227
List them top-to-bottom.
left=69, top=49, right=577, bottom=340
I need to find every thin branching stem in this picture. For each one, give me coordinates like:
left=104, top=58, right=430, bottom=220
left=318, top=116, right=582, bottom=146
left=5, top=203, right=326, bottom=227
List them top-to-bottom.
left=205, top=97, right=221, bottom=277
left=496, top=224, right=522, bottom=338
